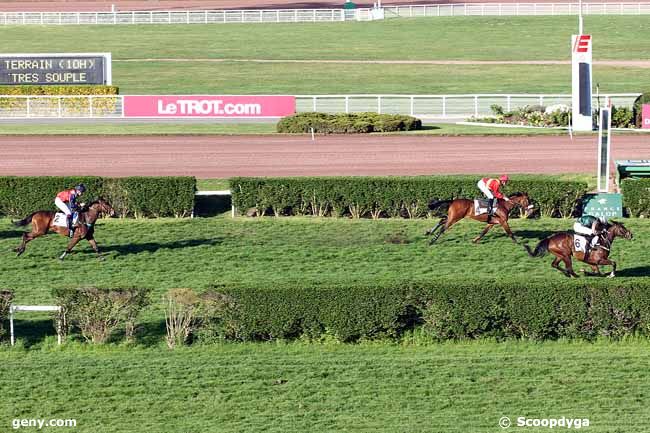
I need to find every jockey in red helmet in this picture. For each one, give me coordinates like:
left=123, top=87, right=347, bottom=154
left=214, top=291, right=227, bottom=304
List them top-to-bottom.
left=477, top=175, right=509, bottom=216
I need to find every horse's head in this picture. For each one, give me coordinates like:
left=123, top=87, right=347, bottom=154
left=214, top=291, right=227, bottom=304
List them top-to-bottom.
left=508, top=192, right=534, bottom=218
left=89, top=198, right=116, bottom=218
left=607, top=220, right=633, bottom=240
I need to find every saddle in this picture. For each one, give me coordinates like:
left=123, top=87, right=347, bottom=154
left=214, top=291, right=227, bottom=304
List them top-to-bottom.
left=474, top=199, right=497, bottom=216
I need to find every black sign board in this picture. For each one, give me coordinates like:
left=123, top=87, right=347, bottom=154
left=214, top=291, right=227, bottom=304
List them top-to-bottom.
left=0, top=55, right=109, bottom=85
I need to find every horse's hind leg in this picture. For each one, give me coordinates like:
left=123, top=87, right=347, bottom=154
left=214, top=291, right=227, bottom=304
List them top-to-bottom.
left=425, top=218, right=446, bottom=236
left=429, top=218, right=454, bottom=245
left=473, top=224, right=495, bottom=244
left=15, top=232, right=36, bottom=256
left=562, top=257, right=579, bottom=278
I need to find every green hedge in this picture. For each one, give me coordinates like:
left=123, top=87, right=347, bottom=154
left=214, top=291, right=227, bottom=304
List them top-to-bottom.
left=0, top=85, right=119, bottom=95
left=277, top=112, right=422, bottom=134
left=230, top=175, right=588, bottom=218
left=0, top=176, right=196, bottom=218
left=621, top=178, right=650, bottom=217
left=199, top=280, right=650, bottom=342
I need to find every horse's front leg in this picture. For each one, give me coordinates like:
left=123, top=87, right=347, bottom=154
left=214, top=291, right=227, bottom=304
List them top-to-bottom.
left=499, top=219, right=517, bottom=243
left=473, top=224, right=494, bottom=243
left=59, top=234, right=83, bottom=261
left=87, top=236, right=104, bottom=261
left=599, top=259, right=617, bottom=278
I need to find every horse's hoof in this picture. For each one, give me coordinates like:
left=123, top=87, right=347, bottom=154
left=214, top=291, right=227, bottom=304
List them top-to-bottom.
left=472, top=238, right=480, bottom=244
left=97, top=255, right=105, bottom=261
left=607, top=273, right=615, bottom=278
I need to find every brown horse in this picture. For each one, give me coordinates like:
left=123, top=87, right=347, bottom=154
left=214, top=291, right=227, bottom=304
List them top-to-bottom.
left=426, top=192, right=533, bottom=245
left=13, top=199, right=115, bottom=260
left=524, top=220, right=633, bottom=278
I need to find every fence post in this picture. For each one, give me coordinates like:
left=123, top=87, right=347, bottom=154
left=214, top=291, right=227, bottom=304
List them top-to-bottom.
left=294, top=9, right=298, bottom=22
left=313, top=9, right=316, bottom=21
left=205, top=10, right=208, bottom=23
left=259, top=10, right=263, bottom=22
left=277, top=10, right=280, bottom=22
left=132, top=11, right=135, bottom=24
left=168, top=11, right=171, bottom=24
left=186, top=11, right=189, bottom=23
left=59, top=12, right=62, bottom=25
left=77, top=12, right=80, bottom=24
left=507, top=95, right=511, bottom=112
left=539, top=95, right=544, bottom=106
left=89, top=96, right=94, bottom=118
left=312, top=96, right=317, bottom=111
left=345, top=96, right=349, bottom=113
left=377, top=96, right=382, bottom=114
left=410, top=96, right=414, bottom=116
left=474, top=96, right=479, bottom=117
left=27, top=97, right=31, bottom=118
left=58, top=97, right=62, bottom=117
left=9, top=306, right=14, bottom=346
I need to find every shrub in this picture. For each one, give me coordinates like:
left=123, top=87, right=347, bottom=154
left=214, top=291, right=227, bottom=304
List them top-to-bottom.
left=632, top=92, right=650, bottom=128
left=612, top=105, right=634, bottom=128
left=277, top=112, right=422, bottom=134
left=230, top=175, right=588, bottom=219
left=0, top=176, right=196, bottom=218
left=621, top=178, right=650, bottom=217
left=53, top=287, right=151, bottom=344
left=164, top=288, right=201, bottom=349
left=0, top=290, right=13, bottom=339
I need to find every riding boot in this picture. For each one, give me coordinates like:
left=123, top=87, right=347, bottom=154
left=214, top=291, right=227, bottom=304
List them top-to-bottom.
left=486, top=200, right=493, bottom=223
left=67, top=215, right=74, bottom=238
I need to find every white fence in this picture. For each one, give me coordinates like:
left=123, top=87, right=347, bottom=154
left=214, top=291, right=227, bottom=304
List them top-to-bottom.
left=2, top=3, right=650, bottom=25
left=0, top=93, right=639, bottom=119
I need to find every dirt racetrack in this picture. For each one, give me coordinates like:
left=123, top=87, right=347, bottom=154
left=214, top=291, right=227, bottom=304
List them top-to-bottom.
left=1, top=134, right=647, bottom=178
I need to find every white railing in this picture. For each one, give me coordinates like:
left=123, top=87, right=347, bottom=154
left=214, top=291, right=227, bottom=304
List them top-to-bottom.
left=1, top=4, right=650, bottom=25
left=0, top=9, right=350, bottom=25
left=0, top=93, right=639, bottom=119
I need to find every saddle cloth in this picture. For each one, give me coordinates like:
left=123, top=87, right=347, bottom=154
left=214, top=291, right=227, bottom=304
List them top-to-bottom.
left=474, top=199, right=496, bottom=216
left=53, top=212, right=79, bottom=228
left=573, top=234, right=588, bottom=253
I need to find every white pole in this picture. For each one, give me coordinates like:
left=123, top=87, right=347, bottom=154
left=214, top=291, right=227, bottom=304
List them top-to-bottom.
left=578, top=0, right=583, bottom=34
left=9, top=306, right=14, bottom=346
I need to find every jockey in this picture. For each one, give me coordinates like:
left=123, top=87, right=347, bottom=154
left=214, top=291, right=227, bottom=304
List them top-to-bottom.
left=477, top=174, right=509, bottom=216
left=55, top=184, right=86, bottom=236
left=573, top=214, right=605, bottom=254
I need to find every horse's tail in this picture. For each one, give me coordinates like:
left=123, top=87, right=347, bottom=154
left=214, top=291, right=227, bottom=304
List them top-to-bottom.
left=428, top=199, right=452, bottom=212
left=13, top=212, right=35, bottom=227
left=524, top=237, right=550, bottom=258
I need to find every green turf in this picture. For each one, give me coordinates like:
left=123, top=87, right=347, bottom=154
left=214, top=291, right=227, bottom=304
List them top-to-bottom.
left=0, top=17, right=648, bottom=94
left=3, top=17, right=648, bottom=61
left=111, top=61, right=648, bottom=94
left=0, top=122, right=578, bottom=136
left=0, top=122, right=277, bottom=135
left=196, top=178, right=230, bottom=190
left=2, top=217, right=646, bottom=309
left=0, top=340, right=648, bottom=432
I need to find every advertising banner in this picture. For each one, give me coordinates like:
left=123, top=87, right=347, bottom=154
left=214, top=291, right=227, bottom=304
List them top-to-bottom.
left=123, top=95, right=295, bottom=118
left=643, top=104, right=650, bottom=129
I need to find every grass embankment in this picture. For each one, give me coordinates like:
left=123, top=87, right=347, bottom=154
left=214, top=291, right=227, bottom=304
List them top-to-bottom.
left=0, top=16, right=648, bottom=94
left=2, top=217, right=647, bottom=308
left=0, top=341, right=648, bottom=432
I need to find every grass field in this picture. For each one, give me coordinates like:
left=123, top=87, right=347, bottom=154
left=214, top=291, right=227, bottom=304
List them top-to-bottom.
left=1, top=16, right=648, bottom=94
left=0, top=122, right=583, bottom=135
left=2, top=216, right=646, bottom=309
left=0, top=340, right=648, bottom=432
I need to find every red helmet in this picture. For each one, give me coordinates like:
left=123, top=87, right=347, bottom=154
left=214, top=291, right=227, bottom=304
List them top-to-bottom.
left=499, top=174, right=509, bottom=183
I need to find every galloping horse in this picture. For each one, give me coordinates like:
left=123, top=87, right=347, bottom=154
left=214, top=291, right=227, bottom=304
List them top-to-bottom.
left=425, top=192, right=533, bottom=245
left=13, top=199, right=115, bottom=260
left=524, top=220, right=632, bottom=278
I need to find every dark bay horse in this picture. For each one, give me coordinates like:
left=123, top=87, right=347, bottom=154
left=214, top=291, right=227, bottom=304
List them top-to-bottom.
left=425, top=192, right=533, bottom=245
left=13, top=199, right=115, bottom=260
left=524, top=220, right=632, bottom=278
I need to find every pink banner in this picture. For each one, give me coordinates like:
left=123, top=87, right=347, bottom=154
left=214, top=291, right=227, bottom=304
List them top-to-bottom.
left=123, top=95, right=295, bottom=118
left=643, top=104, right=650, bottom=129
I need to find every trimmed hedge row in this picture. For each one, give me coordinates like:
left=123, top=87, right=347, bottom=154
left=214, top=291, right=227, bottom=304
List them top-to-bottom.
left=0, top=85, right=119, bottom=95
left=277, top=112, right=422, bottom=133
left=0, top=176, right=196, bottom=218
left=230, top=176, right=588, bottom=218
left=622, top=178, right=650, bottom=217
left=198, top=280, right=650, bottom=342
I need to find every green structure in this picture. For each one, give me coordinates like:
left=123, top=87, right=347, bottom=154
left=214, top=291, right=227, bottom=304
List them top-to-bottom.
left=582, top=192, right=623, bottom=219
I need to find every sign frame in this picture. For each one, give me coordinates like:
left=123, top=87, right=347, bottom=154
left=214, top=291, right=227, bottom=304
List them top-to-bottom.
left=0, top=52, right=112, bottom=85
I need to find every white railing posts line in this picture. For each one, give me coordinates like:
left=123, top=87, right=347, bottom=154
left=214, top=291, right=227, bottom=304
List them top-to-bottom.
left=9, top=305, right=62, bottom=346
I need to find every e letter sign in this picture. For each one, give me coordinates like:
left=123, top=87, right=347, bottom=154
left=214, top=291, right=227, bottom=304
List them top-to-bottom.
left=0, top=53, right=112, bottom=85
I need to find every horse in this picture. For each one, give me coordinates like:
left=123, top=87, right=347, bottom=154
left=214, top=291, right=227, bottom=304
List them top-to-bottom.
left=425, top=192, right=533, bottom=245
left=13, top=199, right=115, bottom=260
left=524, top=220, right=632, bottom=278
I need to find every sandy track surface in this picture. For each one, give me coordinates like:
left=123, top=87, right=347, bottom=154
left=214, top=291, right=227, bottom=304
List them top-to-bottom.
left=0, top=0, right=610, bottom=12
left=1, top=134, right=648, bottom=178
